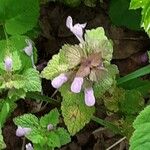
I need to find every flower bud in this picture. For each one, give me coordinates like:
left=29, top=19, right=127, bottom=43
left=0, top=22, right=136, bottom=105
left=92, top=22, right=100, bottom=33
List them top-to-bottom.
left=23, top=39, right=33, bottom=56
left=4, top=56, right=13, bottom=71
left=51, top=73, right=68, bottom=89
left=71, top=77, right=83, bottom=93
left=84, top=88, right=95, bottom=107
left=47, top=124, right=54, bottom=131
left=16, top=126, right=31, bottom=137
left=26, top=143, right=34, bottom=150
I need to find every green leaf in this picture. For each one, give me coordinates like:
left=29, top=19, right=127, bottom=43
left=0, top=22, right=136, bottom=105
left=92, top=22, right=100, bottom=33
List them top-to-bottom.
left=0, top=0, right=40, bottom=35
left=62, top=0, right=81, bottom=7
left=84, top=0, right=96, bottom=7
left=109, top=0, right=141, bottom=30
left=130, top=0, right=148, bottom=9
left=130, top=0, right=150, bottom=36
left=141, top=1, right=150, bottom=36
left=0, top=26, right=5, bottom=40
left=85, top=27, right=113, bottom=62
left=62, top=44, right=83, bottom=69
left=11, top=51, right=22, bottom=71
left=41, top=52, right=69, bottom=80
left=93, top=64, right=119, bottom=98
left=117, top=65, right=150, bottom=85
left=23, top=68, right=41, bottom=92
left=6, top=74, right=26, bottom=89
left=119, top=78, right=150, bottom=96
left=60, top=84, right=95, bottom=135
left=103, top=87, right=125, bottom=113
left=8, top=88, right=26, bottom=100
left=119, top=90, right=144, bottom=115
left=26, top=92, right=59, bottom=104
left=0, top=99, right=16, bottom=127
left=0, top=102, right=10, bottom=127
left=129, top=105, right=150, bottom=150
left=40, top=108, right=59, bottom=128
left=14, top=114, right=39, bottom=128
left=0, top=128, right=6, bottom=149
left=26, top=128, right=46, bottom=145
left=55, top=128, right=71, bottom=146
left=47, top=131, right=61, bottom=148
left=33, top=144, right=47, bottom=150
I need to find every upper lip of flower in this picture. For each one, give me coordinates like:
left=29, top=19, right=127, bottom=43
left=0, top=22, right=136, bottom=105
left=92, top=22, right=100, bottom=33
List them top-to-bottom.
left=66, top=16, right=87, bottom=43
left=23, top=39, right=33, bottom=56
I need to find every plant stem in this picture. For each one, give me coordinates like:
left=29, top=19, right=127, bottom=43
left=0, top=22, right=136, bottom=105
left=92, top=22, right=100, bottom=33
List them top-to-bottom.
left=3, top=25, right=8, bottom=41
left=91, top=116, right=121, bottom=134
left=21, top=137, right=26, bottom=150
left=106, top=137, right=126, bottom=150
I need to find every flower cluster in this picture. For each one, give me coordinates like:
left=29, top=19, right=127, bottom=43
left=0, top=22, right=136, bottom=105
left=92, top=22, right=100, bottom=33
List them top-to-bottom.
left=51, top=16, right=99, bottom=107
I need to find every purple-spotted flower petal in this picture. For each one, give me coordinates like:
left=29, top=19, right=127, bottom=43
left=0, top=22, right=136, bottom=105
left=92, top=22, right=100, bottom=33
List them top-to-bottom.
left=66, top=16, right=87, bottom=43
left=23, top=39, right=33, bottom=56
left=4, top=56, right=13, bottom=71
left=51, top=73, right=68, bottom=89
left=71, top=77, right=83, bottom=93
left=84, top=87, right=95, bottom=107
left=47, top=124, right=54, bottom=131
left=16, top=126, right=31, bottom=137
left=26, top=143, right=34, bottom=150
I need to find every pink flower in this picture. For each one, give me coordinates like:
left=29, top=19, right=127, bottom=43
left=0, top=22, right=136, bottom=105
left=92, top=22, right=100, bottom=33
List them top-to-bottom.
left=66, top=16, right=86, bottom=43
left=23, top=39, right=33, bottom=56
left=23, top=39, right=36, bottom=68
left=4, top=56, right=13, bottom=71
left=51, top=73, right=68, bottom=89
left=71, top=77, right=83, bottom=93
left=84, top=88, right=95, bottom=106
left=16, top=126, right=31, bottom=137
left=26, top=143, right=34, bottom=150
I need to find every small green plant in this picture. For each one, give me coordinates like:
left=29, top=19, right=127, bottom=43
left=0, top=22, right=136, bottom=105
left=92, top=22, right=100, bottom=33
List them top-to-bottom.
left=14, top=108, right=71, bottom=149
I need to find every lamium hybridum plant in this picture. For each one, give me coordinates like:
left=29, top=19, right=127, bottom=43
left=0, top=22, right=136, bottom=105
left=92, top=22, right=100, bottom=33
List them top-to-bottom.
left=0, top=0, right=148, bottom=149
left=41, top=16, right=119, bottom=135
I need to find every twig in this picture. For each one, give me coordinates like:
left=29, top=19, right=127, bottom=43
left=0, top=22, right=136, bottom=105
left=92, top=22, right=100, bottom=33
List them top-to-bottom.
left=51, top=89, right=58, bottom=98
left=92, top=127, right=106, bottom=135
left=21, top=137, right=26, bottom=150
left=106, top=137, right=126, bottom=150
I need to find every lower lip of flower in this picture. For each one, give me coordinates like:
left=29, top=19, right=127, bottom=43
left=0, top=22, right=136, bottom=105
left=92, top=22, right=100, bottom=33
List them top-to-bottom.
left=51, top=73, right=68, bottom=89
left=71, top=77, right=83, bottom=93
left=84, top=88, right=95, bottom=106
